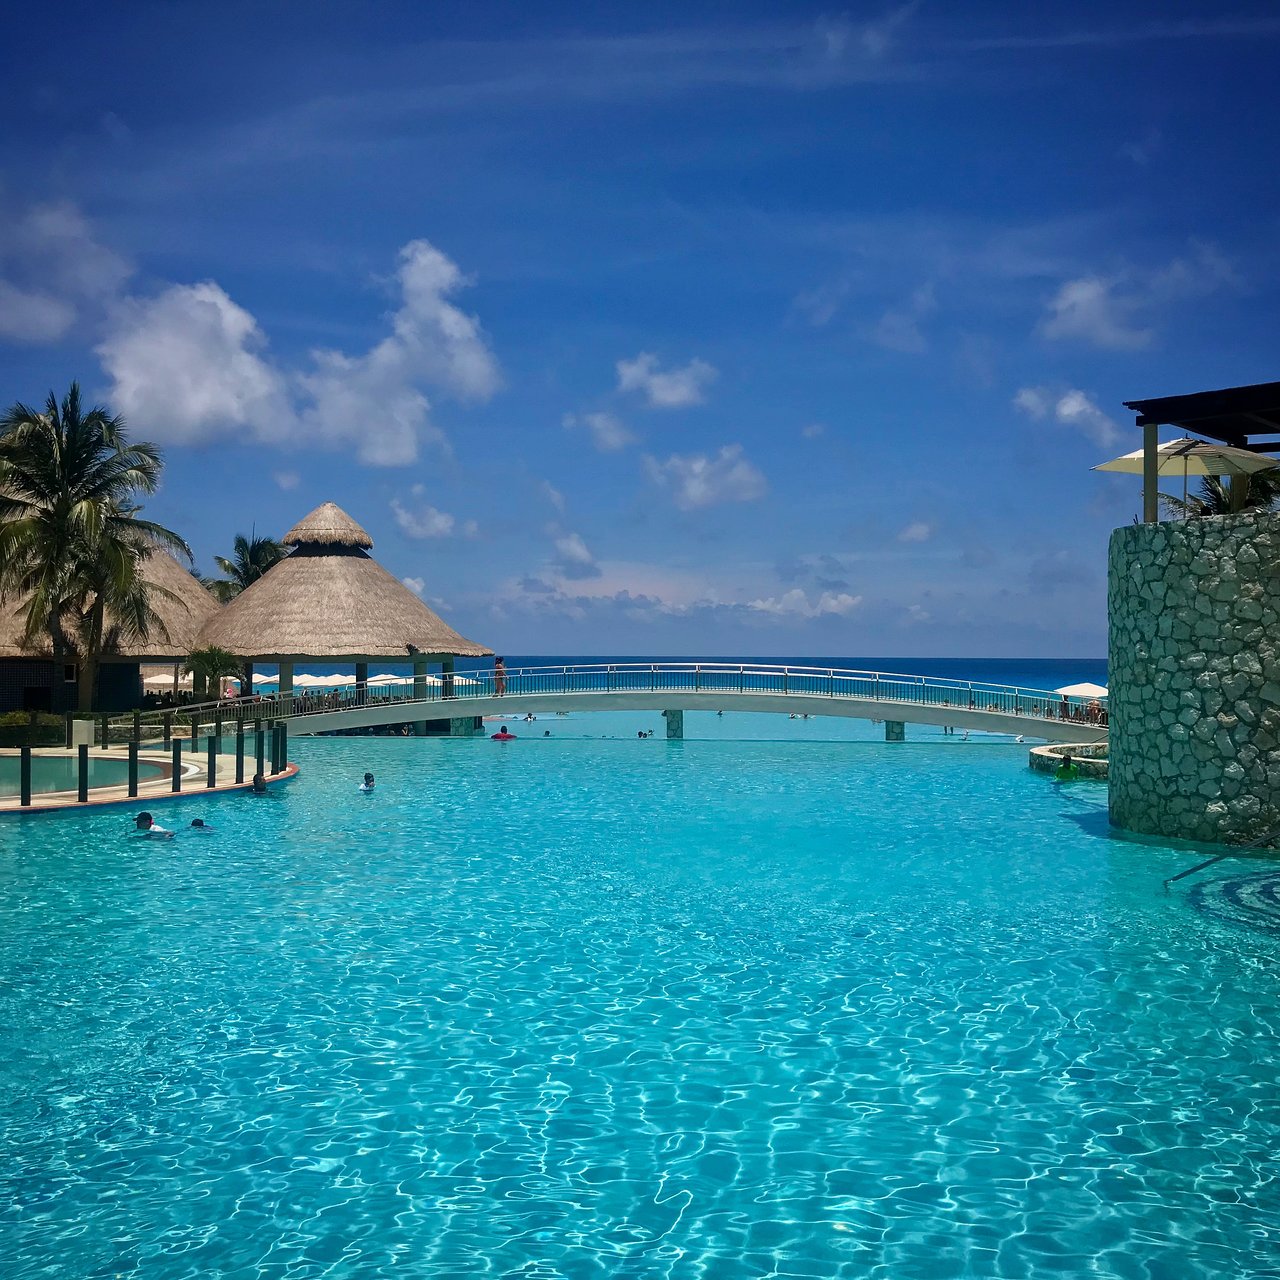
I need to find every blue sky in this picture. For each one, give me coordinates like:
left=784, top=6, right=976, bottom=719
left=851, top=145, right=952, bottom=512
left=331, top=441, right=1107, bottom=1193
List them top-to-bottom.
left=3, top=1, right=1278, bottom=657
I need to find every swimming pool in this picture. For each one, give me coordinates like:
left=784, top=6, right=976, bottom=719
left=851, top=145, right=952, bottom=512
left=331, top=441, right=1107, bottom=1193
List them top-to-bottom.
left=1, top=733, right=1277, bottom=1276
left=0, top=752, right=166, bottom=797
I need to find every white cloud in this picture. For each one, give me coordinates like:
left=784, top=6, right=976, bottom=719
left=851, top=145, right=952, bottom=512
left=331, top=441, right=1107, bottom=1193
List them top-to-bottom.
left=0, top=199, right=132, bottom=342
left=98, top=238, right=499, bottom=466
left=1039, top=243, right=1236, bottom=351
left=1038, top=275, right=1152, bottom=350
left=98, top=282, right=294, bottom=445
left=871, top=283, right=936, bottom=353
left=617, top=352, right=717, bottom=408
left=1014, top=385, right=1122, bottom=447
left=563, top=410, right=636, bottom=452
left=801, top=422, right=826, bottom=439
left=644, top=445, right=767, bottom=511
left=273, top=470, right=300, bottom=490
left=541, top=481, right=565, bottom=513
left=391, top=494, right=456, bottom=538
left=898, top=521, right=933, bottom=543
left=551, top=530, right=601, bottom=581
left=402, top=576, right=426, bottom=595
left=746, top=588, right=862, bottom=618
left=905, top=603, right=931, bottom=623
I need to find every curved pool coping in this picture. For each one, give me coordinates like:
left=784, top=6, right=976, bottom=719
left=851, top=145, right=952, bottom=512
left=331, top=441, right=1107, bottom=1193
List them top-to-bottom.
left=0, top=748, right=299, bottom=816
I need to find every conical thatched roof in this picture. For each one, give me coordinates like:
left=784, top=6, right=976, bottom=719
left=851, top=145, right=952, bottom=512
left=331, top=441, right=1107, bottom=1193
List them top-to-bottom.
left=194, top=502, right=491, bottom=661
left=284, top=502, right=373, bottom=549
left=0, top=551, right=220, bottom=661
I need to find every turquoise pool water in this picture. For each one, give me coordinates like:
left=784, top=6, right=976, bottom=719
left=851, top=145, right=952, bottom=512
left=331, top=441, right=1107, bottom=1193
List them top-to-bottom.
left=1, top=734, right=1278, bottom=1277
left=0, top=753, right=165, bottom=797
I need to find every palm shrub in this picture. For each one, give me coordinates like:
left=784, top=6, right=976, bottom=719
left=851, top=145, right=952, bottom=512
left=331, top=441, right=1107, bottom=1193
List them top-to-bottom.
left=1161, top=469, right=1280, bottom=519
left=185, top=646, right=242, bottom=698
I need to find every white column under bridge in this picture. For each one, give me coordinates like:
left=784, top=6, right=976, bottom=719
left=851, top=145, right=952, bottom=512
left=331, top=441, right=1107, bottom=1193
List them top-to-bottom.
left=119, top=663, right=1111, bottom=745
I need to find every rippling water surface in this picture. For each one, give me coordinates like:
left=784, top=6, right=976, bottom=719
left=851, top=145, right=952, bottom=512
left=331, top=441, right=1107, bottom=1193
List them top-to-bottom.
left=2, top=734, right=1278, bottom=1278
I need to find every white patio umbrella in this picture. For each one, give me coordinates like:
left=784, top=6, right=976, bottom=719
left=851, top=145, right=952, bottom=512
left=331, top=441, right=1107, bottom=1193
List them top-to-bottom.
left=1094, top=436, right=1279, bottom=511
left=143, top=672, right=192, bottom=688
left=1055, top=682, right=1108, bottom=699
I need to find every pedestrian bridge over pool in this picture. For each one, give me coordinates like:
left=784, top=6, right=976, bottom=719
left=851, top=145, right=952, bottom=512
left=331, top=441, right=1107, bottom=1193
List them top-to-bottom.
left=116, top=663, right=1108, bottom=744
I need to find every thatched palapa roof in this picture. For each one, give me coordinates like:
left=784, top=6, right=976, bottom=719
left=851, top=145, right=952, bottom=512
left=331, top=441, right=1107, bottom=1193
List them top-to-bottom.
left=194, top=502, right=491, bottom=661
left=0, top=551, right=220, bottom=661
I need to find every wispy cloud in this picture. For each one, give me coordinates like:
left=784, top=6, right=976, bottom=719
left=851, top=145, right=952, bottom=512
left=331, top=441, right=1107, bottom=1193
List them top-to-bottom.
left=0, top=199, right=132, bottom=342
left=1039, top=242, right=1237, bottom=351
left=870, top=282, right=936, bottom=353
left=617, top=353, right=718, bottom=408
left=1014, top=385, right=1122, bottom=448
left=563, top=410, right=636, bottom=452
left=644, top=445, right=767, bottom=510
left=391, top=485, right=478, bottom=539
left=898, top=521, right=933, bottom=543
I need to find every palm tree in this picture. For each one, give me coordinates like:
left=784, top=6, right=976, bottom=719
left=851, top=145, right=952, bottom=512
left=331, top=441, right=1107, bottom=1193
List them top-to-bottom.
left=0, top=384, right=190, bottom=711
left=1161, top=469, right=1280, bottom=519
left=204, top=531, right=287, bottom=603
left=184, top=645, right=242, bottom=699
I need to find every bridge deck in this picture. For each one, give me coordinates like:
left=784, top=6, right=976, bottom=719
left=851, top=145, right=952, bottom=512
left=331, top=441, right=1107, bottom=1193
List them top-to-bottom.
left=111, top=664, right=1108, bottom=745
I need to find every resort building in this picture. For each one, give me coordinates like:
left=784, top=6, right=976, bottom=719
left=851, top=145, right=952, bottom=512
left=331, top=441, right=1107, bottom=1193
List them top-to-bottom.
left=193, top=501, right=491, bottom=732
left=0, top=551, right=219, bottom=715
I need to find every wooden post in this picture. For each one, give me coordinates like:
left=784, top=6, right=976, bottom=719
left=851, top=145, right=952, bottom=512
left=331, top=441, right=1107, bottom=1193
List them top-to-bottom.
left=1143, top=419, right=1160, bottom=523
left=413, top=657, right=429, bottom=737
left=133, top=709, right=141, bottom=743
left=162, top=712, right=172, bottom=748
left=64, top=713, right=73, bottom=749
left=100, top=713, right=109, bottom=749
left=189, top=716, right=199, bottom=753
left=279, top=722, right=288, bottom=774
left=235, top=724, right=245, bottom=784
left=255, top=726, right=266, bottom=778
left=206, top=736, right=217, bottom=788
left=171, top=740, right=182, bottom=792
left=128, top=741, right=139, bottom=797
left=77, top=744, right=89, bottom=803
left=19, top=746, right=31, bottom=808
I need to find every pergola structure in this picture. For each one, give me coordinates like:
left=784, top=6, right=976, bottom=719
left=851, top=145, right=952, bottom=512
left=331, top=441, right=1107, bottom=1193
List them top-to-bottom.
left=1124, top=380, right=1280, bottom=521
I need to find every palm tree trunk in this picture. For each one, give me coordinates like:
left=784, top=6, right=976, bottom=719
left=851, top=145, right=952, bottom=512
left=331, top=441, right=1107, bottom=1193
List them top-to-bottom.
left=78, top=599, right=106, bottom=713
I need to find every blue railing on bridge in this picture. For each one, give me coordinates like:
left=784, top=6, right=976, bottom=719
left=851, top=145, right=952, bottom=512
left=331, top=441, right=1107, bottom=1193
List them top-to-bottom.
left=107, top=663, right=1108, bottom=744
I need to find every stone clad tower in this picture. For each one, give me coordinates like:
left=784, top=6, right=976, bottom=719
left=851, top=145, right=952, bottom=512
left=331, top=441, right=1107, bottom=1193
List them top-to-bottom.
left=1108, top=511, right=1280, bottom=844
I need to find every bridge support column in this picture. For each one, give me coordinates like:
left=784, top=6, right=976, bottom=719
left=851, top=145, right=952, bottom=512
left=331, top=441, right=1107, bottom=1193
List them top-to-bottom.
left=441, top=656, right=455, bottom=700
left=413, top=658, right=428, bottom=736
left=278, top=661, right=294, bottom=709
left=355, top=662, right=368, bottom=706
left=664, top=709, right=684, bottom=740
left=450, top=716, right=481, bottom=737
left=885, top=720, right=905, bottom=742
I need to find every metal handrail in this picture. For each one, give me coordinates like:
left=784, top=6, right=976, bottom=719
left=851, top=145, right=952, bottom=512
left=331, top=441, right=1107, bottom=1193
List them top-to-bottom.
left=107, top=662, right=1108, bottom=743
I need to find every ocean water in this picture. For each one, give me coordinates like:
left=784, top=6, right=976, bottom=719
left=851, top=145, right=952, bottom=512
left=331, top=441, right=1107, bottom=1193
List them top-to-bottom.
left=2, top=733, right=1278, bottom=1278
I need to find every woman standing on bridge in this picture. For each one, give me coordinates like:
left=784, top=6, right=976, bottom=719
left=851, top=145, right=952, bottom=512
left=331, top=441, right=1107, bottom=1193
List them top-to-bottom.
left=494, top=656, right=507, bottom=697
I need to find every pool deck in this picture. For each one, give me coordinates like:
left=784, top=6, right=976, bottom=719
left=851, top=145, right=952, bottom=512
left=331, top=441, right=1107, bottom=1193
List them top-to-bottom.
left=0, top=748, right=298, bottom=815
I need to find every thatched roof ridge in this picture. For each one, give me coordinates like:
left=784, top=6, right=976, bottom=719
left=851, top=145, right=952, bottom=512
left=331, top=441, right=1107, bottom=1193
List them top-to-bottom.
left=284, top=502, right=373, bottom=548
left=193, top=537, right=492, bottom=661
left=0, top=551, right=220, bottom=661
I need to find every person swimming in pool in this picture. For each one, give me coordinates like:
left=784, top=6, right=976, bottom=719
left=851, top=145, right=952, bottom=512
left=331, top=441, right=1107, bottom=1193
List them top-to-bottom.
left=491, top=727, right=517, bottom=741
left=1054, top=753, right=1080, bottom=782
left=358, top=772, right=375, bottom=792
left=251, top=773, right=267, bottom=794
left=133, top=812, right=174, bottom=839
left=190, top=818, right=214, bottom=831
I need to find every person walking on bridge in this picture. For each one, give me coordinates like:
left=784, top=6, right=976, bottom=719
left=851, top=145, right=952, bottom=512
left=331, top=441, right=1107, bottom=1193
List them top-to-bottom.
left=494, top=656, right=507, bottom=697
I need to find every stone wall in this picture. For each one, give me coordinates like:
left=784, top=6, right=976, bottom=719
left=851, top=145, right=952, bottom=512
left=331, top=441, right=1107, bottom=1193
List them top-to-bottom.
left=1108, top=511, right=1280, bottom=844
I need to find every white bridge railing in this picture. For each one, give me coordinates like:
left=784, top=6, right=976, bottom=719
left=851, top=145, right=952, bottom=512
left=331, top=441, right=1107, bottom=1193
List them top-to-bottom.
left=106, top=663, right=1107, bottom=743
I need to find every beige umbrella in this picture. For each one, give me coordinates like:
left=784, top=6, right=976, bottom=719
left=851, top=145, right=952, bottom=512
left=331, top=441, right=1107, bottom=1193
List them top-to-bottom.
left=1094, top=436, right=1279, bottom=510
left=1055, top=682, right=1108, bottom=699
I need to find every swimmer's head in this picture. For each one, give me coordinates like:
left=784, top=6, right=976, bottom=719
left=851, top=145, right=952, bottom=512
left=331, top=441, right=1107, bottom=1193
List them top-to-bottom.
left=363, top=772, right=374, bottom=784
left=135, top=812, right=153, bottom=829
left=191, top=818, right=206, bottom=828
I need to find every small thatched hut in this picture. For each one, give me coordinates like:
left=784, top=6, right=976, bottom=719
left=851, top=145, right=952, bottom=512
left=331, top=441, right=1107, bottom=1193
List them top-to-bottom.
left=193, top=502, right=491, bottom=693
left=0, top=551, right=220, bottom=713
